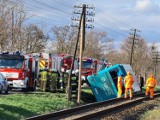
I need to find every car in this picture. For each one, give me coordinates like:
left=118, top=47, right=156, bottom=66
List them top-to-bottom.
left=0, top=73, right=9, bottom=94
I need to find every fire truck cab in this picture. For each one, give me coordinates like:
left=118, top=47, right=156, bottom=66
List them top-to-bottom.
left=0, top=51, right=36, bottom=91
left=81, top=58, right=108, bottom=84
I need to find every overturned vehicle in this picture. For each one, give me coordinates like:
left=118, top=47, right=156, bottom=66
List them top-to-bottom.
left=87, top=64, right=141, bottom=102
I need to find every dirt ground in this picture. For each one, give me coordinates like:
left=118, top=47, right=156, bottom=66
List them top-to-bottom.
left=100, top=97, right=160, bottom=120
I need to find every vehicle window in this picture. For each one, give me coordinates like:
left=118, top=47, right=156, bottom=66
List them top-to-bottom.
left=0, top=59, right=23, bottom=69
left=25, top=59, right=28, bottom=69
left=82, top=61, right=92, bottom=69
left=0, top=73, right=3, bottom=80
left=1, top=73, right=5, bottom=80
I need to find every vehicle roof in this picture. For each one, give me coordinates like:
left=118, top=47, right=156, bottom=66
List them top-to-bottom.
left=0, top=54, right=24, bottom=60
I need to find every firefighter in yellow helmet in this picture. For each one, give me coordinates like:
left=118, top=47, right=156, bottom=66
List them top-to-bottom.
left=39, top=69, right=47, bottom=92
left=124, top=71, right=134, bottom=100
left=117, top=72, right=124, bottom=98
left=145, top=74, right=156, bottom=99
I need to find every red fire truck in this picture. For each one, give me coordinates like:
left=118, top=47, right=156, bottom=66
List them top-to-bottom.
left=0, top=51, right=36, bottom=91
left=31, top=53, right=75, bottom=90
left=50, top=54, right=78, bottom=89
left=81, top=58, right=108, bottom=84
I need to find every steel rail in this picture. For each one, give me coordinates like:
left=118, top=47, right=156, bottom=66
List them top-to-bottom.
left=26, top=91, right=160, bottom=120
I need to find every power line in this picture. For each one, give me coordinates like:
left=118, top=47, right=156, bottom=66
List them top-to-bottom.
left=94, top=22, right=129, bottom=37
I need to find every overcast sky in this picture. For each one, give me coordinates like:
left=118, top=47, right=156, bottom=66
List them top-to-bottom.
left=24, top=0, right=160, bottom=48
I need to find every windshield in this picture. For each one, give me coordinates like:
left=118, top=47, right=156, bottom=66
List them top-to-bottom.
left=0, top=59, right=23, bottom=69
left=82, top=61, right=92, bottom=69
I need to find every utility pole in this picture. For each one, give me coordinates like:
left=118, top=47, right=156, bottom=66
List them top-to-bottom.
left=68, top=4, right=94, bottom=105
left=77, top=4, right=86, bottom=104
left=67, top=6, right=83, bottom=108
left=11, top=10, right=14, bottom=51
left=129, top=29, right=140, bottom=67
left=152, top=51, right=160, bottom=80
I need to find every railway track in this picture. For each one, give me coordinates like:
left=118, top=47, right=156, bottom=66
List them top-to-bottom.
left=27, top=91, right=160, bottom=120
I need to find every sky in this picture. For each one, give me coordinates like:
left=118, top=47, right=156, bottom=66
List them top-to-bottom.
left=24, top=0, right=160, bottom=49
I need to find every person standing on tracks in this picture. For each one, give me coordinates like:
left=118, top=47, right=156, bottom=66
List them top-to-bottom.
left=39, top=69, right=47, bottom=92
left=124, top=71, right=134, bottom=100
left=117, top=73, right=124, bottom=98
left=139, top=74, right=144, bottom=92
left=145, top=74, right=156, bottom=99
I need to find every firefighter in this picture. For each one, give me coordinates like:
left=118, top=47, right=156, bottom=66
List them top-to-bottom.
left=47, top=68, right=52, bottom=91
left=38, top=69, right=43, bottom=88
left=39, top=69, right=47, bottom=92
left=51, top=69, right=58, bottom=92
left=124, top=71, right=134, bottom=100
left=117, top=73, right=124, bottom=98
left=139, top=74, right=144, bottom=92
left=145, top=74, right=156, bottom=99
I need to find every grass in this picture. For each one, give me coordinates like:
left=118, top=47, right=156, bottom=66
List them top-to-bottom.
left=140, top=86, right=160, bottom=120
left=142, top=86, right=160, bottom=92
left=0, top=88, right=94, bottom=120
left=0, top=92, right=73, bottom=120
left=140, top=102, right=160, bottom=120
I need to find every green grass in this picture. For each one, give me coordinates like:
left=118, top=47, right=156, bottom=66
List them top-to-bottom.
left=140, top=86, right=160, bottom=120
left=142, top=86, right=160, bottom=92
left=0, top=89, right=94, bottom=120
left=0, top=92, right=74, bottom=120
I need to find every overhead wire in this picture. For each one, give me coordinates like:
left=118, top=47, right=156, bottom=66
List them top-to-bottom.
left=25, top=0, right=132, bottom=39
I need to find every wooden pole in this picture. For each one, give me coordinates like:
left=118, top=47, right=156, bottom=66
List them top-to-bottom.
left=77, top=4, right=86, bottom=104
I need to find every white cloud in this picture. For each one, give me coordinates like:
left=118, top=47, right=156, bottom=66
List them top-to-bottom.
left=24, top=0, right=160, bottom=50
left=132, top=0, right=160, bottom=14
left=135, top=0, right=151, bottom=11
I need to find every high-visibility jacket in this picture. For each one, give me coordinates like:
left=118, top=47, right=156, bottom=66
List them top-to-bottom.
left=40, top=71, right=47, bottom=81
left=47, top=72, right=52, bottom=80
left=124, top=75, right=134, bottom=89
left=117, top=76, right=123, bottom=87
left=146, top=77, right=156, bottom=88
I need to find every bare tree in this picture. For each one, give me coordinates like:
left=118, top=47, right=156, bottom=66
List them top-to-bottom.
left=0, top=0, right=27, bottom=51
left=20, top=24, right=48, bottom=53
left=51, top=26, right=77, bottom=54
left=84, top=30, right=114, bottom=59
left=120, top=36, right=152, bottom=76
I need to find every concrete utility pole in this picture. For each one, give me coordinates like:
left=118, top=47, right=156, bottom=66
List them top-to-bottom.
left=129, top=29, right=140, bottom=67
